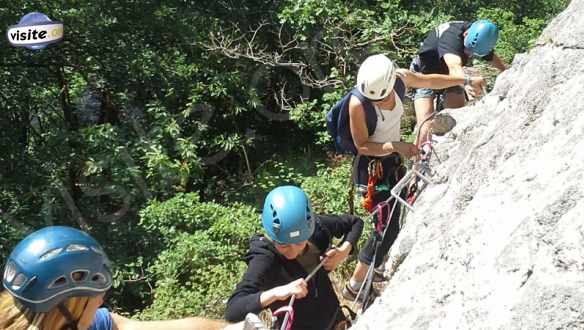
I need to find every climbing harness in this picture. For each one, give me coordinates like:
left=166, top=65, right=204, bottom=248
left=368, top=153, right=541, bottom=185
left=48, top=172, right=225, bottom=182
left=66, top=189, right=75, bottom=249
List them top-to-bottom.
left=348, top=156, right=405, bottom=314
left=361, top=159, right=384, bottom=212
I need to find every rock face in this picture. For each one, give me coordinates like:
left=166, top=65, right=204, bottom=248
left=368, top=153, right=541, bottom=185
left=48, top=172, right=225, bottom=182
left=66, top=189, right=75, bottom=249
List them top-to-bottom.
left=353, top=1, right=584, bottom=329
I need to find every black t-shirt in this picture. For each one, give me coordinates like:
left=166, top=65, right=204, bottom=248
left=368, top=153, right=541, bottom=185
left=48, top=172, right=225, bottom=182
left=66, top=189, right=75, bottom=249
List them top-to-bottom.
left=417, top=21, right=494, bottom=74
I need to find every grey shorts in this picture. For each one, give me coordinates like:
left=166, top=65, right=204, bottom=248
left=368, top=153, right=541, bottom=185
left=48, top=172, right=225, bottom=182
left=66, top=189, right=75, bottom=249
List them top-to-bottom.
left=409, top=57, right=465, bottom=101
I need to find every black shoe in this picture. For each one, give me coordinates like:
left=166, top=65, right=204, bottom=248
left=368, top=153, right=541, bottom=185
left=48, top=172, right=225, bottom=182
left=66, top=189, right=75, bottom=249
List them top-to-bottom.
left=372, top=268, right=387, bottom=283
left=342, top=283, right=379, bottom=302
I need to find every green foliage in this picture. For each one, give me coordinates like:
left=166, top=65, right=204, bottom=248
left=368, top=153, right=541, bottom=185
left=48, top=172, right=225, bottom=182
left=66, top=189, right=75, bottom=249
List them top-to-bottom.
left=0, top=0, right=568, bottom=321
left=476, top=8, right=547, bottom=63
left=207, top=151, right=319, bottom=207
left=301, top=159, right=368, bottom=221
left=255, top=160, right=307, bottom=191
left=301, top=160, right=353, bottom=215
left=136, top=193, right=260, bottom=319
left=139, top=193, right=210, bottom=240
left=0, top=207, right=27, bottom=261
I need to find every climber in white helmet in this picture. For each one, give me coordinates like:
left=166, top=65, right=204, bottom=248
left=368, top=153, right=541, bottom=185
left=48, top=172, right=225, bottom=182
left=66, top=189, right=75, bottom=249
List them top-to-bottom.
left=332, top=54, right=484, bottom=302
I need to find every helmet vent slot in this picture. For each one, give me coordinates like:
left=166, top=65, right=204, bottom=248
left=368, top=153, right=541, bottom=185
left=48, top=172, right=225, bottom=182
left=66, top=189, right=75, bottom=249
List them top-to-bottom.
left=471, top=35, right=478, bottom=47
left=270, top=204, right=278, bottom=218
left=272, top=217, right=281, bottom=235
left=66, top=244, right=89, bottom=253
left=40, top=248, right=63, bottom=261
left=4, top=261, right=17, bottom=283
left=71, top=270, right=89, bottom=282
left=12, top=273, right=28, bottom=290
left=91, top=273, right=107, bottom=285
left=23, top=276, right=37, bottom=291
left=49, top=276, right=67, bottom=289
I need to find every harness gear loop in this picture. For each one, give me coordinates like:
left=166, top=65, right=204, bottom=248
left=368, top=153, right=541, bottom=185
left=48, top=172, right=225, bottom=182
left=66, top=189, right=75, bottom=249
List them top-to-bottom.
left=361, top=159, right=384, bottom=212
left=373, top=201, right=392, bottom=235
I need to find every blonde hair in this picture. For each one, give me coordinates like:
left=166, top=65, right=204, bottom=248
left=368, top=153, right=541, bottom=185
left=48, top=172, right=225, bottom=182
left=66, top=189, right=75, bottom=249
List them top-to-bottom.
left=0, top=291, right=93, bottom=330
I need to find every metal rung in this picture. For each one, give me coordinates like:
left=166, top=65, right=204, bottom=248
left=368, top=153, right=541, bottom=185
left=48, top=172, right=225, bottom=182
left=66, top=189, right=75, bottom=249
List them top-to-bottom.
left=391, top=168, right=434, bottom=212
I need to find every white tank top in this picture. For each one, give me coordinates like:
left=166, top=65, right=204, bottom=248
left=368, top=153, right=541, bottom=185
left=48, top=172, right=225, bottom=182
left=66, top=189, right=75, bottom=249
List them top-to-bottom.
left=369, top=92, right=404, bottom=143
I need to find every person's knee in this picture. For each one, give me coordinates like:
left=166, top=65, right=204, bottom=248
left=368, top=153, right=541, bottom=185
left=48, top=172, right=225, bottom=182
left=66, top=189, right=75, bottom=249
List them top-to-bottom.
left=414, top=98, right=435, bottom=120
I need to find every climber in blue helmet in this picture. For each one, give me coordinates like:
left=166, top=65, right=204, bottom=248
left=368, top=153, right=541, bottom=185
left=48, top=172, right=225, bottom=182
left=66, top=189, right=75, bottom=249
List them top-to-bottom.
left=408, top=19, right=508, bottom=145
left=224, top=185, right=364, bottom=330
left=1, top=226, right=227, bottom=330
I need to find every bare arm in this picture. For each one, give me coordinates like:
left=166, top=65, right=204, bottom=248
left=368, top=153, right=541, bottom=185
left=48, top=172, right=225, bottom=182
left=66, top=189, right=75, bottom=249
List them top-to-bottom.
left=400, top=52, right=485, bottom=91
left=443, top=53, right=466, bottom=79
left=488, top=53, right=507, bottom=72
left=398, top=68, right=484, bottom=92
left=398, top=69, right=463, bottom=89
left=348, top=96, right=397, bottom=157
left=349, top=96, right=417, bottom=158
left=322, top=241, right=352, bottom=271
left=259, top=278, right=308, bottom=307
left=111, top=313, right=227, bottom=330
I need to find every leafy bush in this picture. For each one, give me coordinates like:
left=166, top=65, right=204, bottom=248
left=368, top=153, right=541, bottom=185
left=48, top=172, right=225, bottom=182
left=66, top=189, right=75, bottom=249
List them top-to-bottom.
left=0, top=0, right=569, bottom=320
left=301, top=159, right=354, bottom=215
left=136, top=193, right=260, bottom=319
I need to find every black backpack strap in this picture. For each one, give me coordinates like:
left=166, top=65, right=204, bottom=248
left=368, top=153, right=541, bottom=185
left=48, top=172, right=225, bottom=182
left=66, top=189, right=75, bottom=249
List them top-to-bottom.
left=394, top=77, right=406, bottom=101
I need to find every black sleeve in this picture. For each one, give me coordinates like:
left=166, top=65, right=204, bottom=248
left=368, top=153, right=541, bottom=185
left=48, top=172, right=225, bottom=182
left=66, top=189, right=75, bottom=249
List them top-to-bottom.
left=317, top=214, right=364, bottom=251
left=224, top=253, right=273, bottom=322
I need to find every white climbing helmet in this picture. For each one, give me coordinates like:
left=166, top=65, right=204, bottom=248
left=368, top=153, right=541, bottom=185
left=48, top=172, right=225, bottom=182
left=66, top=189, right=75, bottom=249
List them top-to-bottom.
left=357, top=54, right=397, bottom=101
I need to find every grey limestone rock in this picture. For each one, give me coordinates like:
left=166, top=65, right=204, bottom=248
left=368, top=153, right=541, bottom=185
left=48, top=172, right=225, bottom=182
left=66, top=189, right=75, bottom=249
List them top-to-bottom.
left=352, top=1, right=584, bottom=329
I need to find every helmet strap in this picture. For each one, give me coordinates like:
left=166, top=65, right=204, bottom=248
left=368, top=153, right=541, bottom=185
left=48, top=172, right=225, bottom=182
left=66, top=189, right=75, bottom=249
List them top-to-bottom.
left=57, top=303, right=79, bottom=330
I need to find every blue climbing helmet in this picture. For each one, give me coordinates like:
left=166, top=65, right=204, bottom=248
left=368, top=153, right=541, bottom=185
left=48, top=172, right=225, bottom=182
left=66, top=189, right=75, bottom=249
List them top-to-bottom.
left=464, top=20, right=498, bottom=57
left=262, top=186, right=315, bottom=244
left=2, top=226, right=113, bottom=313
